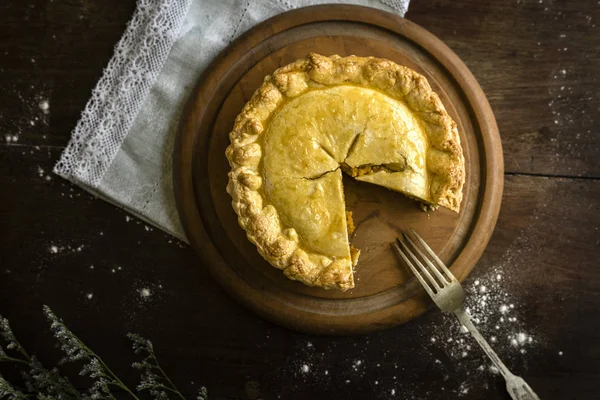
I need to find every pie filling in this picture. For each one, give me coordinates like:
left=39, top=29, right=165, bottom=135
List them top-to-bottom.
left=340, top=162, right=408, bottom=178
left=345, top=211, right=355, bottom=235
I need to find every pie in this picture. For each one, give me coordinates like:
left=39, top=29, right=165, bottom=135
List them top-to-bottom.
left=226, top=54, right=465, bottom=291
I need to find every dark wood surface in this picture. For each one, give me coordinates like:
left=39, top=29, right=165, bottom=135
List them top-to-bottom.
left=1, top=1, right=598, bottom=399
left=175, top=6, right=504, bottom=335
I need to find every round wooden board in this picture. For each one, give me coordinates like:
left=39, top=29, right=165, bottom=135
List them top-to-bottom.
left=174, top=5, right=503, bottom=335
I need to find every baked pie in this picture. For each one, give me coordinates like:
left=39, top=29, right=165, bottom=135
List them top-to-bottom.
left=226, top=54, right=465, bottom=291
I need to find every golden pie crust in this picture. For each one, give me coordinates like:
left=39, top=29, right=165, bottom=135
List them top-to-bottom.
left=226, top=54, right=465, bottom=291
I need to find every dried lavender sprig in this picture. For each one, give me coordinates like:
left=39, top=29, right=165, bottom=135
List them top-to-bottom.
left=43, top=305, right=140, bottom=400
left=2, top=308, right=208, bottom=399
left=0, top=314, right=30, bottom=367
left=1, top=314, right=82, bottom=398
left=0, top=316, right=29, bottom=359
left=128, top=333, right=186, bottom=400
left=24, top=356, right=82, bottom=399
left=0, top=373, right=28, bottom=400
left=197, top=386, right=208, bottom=400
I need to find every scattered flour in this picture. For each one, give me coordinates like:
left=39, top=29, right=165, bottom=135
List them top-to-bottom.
left=1, top=89, right=50, bottom=144
left=39, top=99, right=50, bottom=114
left=4, top=134, right=19, bottom=143
left=37, top=166, right=53, bottom=181
left=47, top=243, right=85, bottom=255
left=278, top=259, right=545, bottom=399
left=428, top=266, right=539, bottom=363
left=139, top=287, right=152, bottom=299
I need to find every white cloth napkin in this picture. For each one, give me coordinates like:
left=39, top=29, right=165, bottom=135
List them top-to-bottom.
left=54, top=0, right=410, bottom=241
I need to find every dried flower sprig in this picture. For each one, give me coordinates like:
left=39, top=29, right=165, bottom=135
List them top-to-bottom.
left=43, top=305, right=136, bottom=399
left=0, top=307, right=207, bottom=400
left=1, top=314, right=82, bottom=399
left=0, top=316, right=28, bottom=360
left=129, top=332, right=184, bottom=399
left=128, top=333, right=208, bottom=400
left=0, top=374, right=27, bottom=400
left=197, top=386, right=208, bottom=400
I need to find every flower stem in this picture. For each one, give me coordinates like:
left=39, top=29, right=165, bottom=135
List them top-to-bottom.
left=77, top=340, right=140, bottom=400
left=0, top=355, right=29, bottom=365
left=151, top=355, right=185, bottom=400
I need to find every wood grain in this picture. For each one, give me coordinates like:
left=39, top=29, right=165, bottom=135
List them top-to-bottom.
left=0, top=0, right=599, bottom=399
left=407, top=0, right=600, bottom=178
left=174, top=6, right=503, bottom=334
left=1, top=143, right=598, bottom=399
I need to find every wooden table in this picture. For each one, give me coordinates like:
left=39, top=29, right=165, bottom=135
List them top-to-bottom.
left=1, top=1, right=598, bottom=399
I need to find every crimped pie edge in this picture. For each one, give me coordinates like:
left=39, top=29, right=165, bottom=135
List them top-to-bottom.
left=225, top=53, right=465, bottom=291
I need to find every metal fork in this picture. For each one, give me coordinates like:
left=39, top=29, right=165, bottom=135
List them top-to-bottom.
left=393, top=229, right=541, bottom=400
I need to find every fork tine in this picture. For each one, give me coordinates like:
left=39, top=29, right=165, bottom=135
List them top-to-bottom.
left=410, top=228, right=457, bottom=282
left=403, top=232, right=450, bottom=285
left=396, top=238, right=441, bottom=292
left=393, top=241, right=436, bottom=297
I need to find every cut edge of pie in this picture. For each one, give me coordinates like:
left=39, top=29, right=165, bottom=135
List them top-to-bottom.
left=225, top=53, right=465, bottom=291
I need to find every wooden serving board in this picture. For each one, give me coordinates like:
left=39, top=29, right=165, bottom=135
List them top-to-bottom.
left=174, top=5, right=503, bottom=335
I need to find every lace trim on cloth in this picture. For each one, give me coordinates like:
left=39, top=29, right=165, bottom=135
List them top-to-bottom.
left=54, top=0, right=192, bottom=186
left=276, top=0, right=408, bottom=14
left=374, top=0, right=409, bottom=15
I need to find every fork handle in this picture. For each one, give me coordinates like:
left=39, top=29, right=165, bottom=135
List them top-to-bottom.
left=454, top=309, right=541, bottom=400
